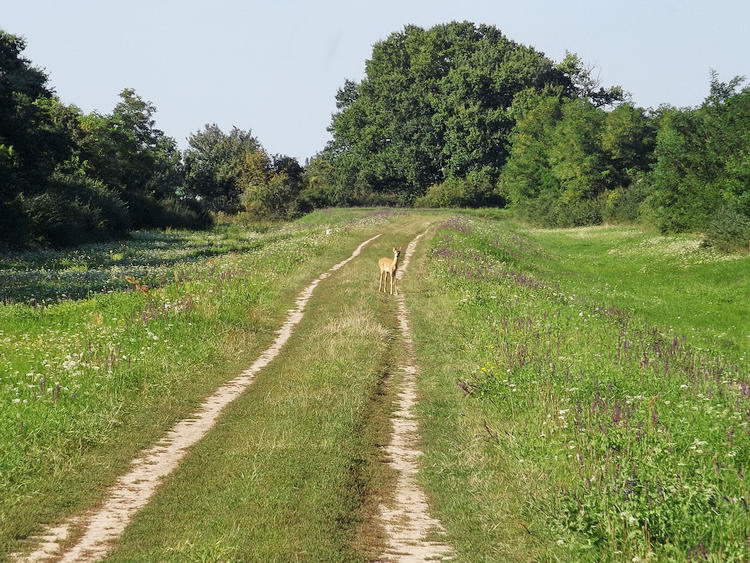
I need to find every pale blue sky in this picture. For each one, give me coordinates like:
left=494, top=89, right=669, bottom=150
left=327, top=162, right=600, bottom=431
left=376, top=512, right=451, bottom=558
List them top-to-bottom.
left=3, top=0, right=748, bottom=161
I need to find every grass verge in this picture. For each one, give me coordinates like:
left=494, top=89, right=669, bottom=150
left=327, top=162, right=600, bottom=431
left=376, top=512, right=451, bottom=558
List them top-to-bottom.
left=409, top=215, right=750, bottom=561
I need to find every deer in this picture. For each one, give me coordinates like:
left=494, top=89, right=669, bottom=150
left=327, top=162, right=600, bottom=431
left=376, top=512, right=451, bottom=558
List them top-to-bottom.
left=378, top=247, right=402, bottom=295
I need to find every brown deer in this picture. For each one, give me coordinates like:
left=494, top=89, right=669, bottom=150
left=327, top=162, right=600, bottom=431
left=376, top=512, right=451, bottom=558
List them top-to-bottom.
left=378, top=247, right=402, bottom=295
left=124, top=275, right=150, bottom=294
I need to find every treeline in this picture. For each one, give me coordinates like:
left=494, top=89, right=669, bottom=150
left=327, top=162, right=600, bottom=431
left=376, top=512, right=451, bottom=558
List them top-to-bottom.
left=309, top=22, right=623, bottom=207
left=311, top=22, right=749, bottom=249
left=4, top=23, right=748, bottom=250
left=0, top=31, right=306, bottom=249
left=1, top=31, right=207, bottom=247
left=501, top=73, right=750, bottom=250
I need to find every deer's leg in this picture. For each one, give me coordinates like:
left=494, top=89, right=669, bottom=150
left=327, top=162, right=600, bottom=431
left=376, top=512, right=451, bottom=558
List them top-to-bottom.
left=390, top=271, right=394, bottom=295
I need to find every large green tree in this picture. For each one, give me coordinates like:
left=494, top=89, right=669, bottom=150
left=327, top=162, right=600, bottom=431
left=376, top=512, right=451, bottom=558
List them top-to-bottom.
left=327, top=22, right=572, bottom=202
left=1, top=30, right=208, bottom=247
left=0, top=31, right=75, bottom=243
left=501, top=95, right=654, bottom=226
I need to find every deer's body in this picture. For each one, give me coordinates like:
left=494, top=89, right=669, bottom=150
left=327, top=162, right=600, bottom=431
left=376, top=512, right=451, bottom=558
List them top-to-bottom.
left=378, top=247, right=401, bottom=295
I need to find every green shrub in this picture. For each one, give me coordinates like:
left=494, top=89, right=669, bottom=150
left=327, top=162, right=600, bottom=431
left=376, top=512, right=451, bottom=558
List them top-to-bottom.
left=23, top=171, right=129, bottom=247
left=415, top=171, right=504, bottom=208
left=604, top=174, right=651, bottom=224
left=516, top=191, right=604, bottom=228
left=128, top=193, right=213, bottom=230
left=24, top=194, right=111, bottom=247
left=551, top=196, right=604, bottom=227
left=0, top=199, right=30, bottom=248
left=701, top=205, right=750, bottom=252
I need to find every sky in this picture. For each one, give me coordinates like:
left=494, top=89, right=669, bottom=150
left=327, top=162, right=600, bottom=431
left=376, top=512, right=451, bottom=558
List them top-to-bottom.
left=3, top=0, right=749, bottom=162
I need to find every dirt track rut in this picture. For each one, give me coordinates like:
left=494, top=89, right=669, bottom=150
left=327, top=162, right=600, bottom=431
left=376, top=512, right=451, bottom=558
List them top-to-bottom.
left=377, top=229, right=453, bottom=562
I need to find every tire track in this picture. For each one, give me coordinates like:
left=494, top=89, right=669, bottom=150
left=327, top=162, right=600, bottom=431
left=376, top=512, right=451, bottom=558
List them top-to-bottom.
left=378, top=229, right=453, bottom=562
left=14, top=234, right=382, bottom=563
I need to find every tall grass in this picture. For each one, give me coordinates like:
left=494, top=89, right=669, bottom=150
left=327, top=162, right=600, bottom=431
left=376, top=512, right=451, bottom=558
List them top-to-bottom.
left=411, top=216, right=750, bottom=561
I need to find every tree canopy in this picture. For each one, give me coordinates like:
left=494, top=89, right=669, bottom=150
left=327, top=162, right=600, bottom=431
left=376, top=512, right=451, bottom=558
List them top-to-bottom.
left=0, top=30, right=211, bottom=248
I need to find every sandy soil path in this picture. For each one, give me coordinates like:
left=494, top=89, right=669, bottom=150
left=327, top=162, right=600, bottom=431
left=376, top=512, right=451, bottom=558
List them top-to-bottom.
left=378, top=229, right=453, bottom=562
left=15, top=234, right=381, bottom=563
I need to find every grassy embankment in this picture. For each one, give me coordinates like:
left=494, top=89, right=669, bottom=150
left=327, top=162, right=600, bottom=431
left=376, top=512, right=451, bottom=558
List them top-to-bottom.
left=0, top=208, right=398, bottom=557
left=408, top=213, right=750, bottom=561
left=104, top=214, right=436, bottom=561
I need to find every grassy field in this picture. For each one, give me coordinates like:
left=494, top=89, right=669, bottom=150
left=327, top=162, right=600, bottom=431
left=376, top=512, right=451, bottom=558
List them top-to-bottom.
left=0, top=208, right=401, bottom=557
left=4, top=208, right=749, bottom=561
left=409, top=215, right=750, bottom=561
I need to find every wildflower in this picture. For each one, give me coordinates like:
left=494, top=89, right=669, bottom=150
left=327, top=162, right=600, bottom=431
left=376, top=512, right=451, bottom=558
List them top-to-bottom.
left=556, top=539, right=564, bottom=546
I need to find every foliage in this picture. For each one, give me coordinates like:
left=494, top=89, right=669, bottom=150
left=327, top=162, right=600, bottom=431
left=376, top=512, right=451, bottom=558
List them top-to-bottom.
left=326, top=22, right=575, bottom=203
left=0, top=30, right=209, bottom=248
left=650, top=74, right=750, bottom=233
left=502, top=93, right=658, bottom=227
left=183, top=125, right=261, bottom=213
left=239, top=151, right=305, bottom=218
left=298, top=153, right=344, bottom=208
left=22, top=167, right=130, bottom=247
left=415, top=169, right=504, bottom=208
left=702, top=204, right=750, bottom=252
left=412, top=216, right=750, bottom=560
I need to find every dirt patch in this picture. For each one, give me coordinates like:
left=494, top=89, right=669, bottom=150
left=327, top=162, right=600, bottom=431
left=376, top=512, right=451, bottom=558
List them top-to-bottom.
left=377, top=229, right=453, bottom=562
left=14, top=234, right=382, bottom=563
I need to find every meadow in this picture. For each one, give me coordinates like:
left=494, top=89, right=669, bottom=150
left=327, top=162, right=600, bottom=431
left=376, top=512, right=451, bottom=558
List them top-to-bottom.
left=0, top=208, right=395, bottom=555
left=3, top=208, right=749, bottom=561
left=408, top=214, right=750, bottom=561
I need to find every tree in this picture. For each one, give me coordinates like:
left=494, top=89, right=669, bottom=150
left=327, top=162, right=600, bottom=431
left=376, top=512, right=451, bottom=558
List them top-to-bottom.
left=327, top=22, right=571, bottom=202
left=0, top=31, right=71, bottom=200
left=555, top=51, right=627, bottom=108
left=650, top=74, right=750, bottom=232
left=500, top=94, right=563, bottom=213
left=502, top=94, right=653, bottom=226
left=549, top=98, right=610, bottom=204
left=601, top=103, right=656, bottom=186
left=183, top=125, right=260, bottom=212
left=239, top=152, right=305, bottom=218
left=299, top=152, right=340, bottom=208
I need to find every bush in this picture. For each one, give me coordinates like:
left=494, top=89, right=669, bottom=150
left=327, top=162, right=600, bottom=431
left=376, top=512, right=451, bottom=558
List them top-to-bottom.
left=22, top=171, right=130, bottom=247
left=415, top=171, right=505, bottom=208
left=604, top=174, right=651, bottom=224
left=516, top=191, right=604, bottom=228
left=128, top=193, right=213, bottom=230
left=23, top=194, right=115, bottom=247
left=0, top=199, right=30, bottom=248
left=701, top=205, right=750, bottom=252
